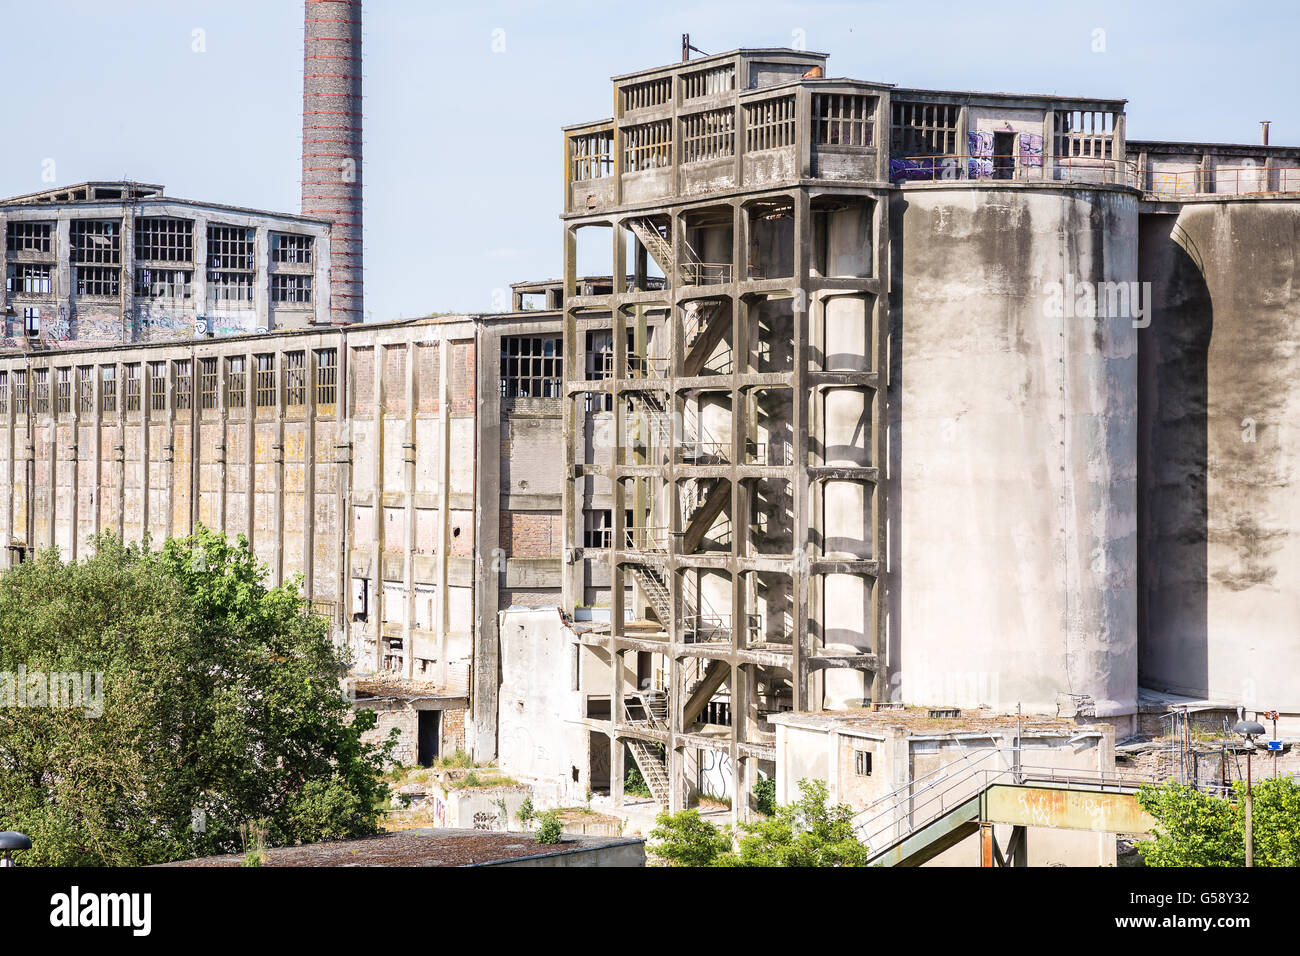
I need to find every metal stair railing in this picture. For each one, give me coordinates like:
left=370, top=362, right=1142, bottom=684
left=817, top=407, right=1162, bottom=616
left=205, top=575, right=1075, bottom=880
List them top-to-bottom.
left=853, top=748, right=1162, bottom=858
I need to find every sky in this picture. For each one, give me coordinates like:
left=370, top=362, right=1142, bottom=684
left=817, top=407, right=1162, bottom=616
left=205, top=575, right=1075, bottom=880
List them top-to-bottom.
left=1, top=0, right=1295, bottom=322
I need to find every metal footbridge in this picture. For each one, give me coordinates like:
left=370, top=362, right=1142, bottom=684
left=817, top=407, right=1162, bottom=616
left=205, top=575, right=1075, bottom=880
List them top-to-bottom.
left=854, top=749, right=1160, bottom=867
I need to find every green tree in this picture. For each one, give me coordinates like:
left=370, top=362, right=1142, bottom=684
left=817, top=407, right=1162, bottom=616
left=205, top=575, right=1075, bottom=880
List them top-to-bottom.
left=0, top=530, right=395, bottom=866
left=1137, top=776, right=1300, bottom=867
left=648, top=779, right=870, bottom=867
left=649, top=809, right=733, bottom=866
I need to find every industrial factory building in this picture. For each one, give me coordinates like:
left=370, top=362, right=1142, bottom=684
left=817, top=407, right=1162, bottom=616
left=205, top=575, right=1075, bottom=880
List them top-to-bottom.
left=1, top=7, right=1299, bottom=843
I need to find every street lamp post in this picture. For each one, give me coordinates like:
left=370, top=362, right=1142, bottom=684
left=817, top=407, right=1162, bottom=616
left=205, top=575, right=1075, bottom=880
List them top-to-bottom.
left=1233, top=719, right=1265, bottom=867
left=0, top=831, right=32, bottom=867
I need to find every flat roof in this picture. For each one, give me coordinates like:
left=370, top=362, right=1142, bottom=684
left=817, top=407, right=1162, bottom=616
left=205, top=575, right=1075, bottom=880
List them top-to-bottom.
left=611, top=47, right=828, bottom=83
left=769, top=707, right=1102, bottom=737
left=157, top=827, right=644, bottom=867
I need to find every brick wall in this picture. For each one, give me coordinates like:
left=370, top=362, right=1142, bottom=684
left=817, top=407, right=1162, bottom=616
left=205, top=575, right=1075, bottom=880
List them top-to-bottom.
left=451, top=340, right=475, bottom=413
left=417, top=343, right=439, bottom=412
left=384, top=345, right=406, bottom=413
left=499, top=511, right=561, bottom=558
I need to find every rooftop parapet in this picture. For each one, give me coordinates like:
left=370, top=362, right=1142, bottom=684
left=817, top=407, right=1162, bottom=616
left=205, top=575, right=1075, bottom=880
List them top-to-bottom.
left=564, top=49, right=892, bottom=215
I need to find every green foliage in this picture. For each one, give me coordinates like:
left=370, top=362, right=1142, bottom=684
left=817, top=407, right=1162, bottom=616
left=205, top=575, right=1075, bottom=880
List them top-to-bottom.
left=0, top=530, right=396, bottom=866
left=434, top=749, right=475, bottom=769
left=624, top=762, right=652, bottom=798
left=753, top=775, right=777, bottom=816
left=1137, top=776, right=1300, bottom=867
left=649, top=779, right=869, bottom=867
left=723, top=779, right=870, bottom=867
left=515, top=796, right=535, bottom=828
left=649, top=809, right=733, bottom=867
left=535, top=810, right=564, bottom=844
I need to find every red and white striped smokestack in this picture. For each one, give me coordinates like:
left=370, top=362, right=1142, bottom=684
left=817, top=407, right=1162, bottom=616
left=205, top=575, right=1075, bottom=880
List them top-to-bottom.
left=302, top=0, right=363, bottom=324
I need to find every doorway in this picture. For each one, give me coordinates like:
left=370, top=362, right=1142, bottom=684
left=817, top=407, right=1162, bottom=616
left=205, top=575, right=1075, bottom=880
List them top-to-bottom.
left=993, top=132, right=1016, bottom=180
left=417, top=710, right=440, bottom=767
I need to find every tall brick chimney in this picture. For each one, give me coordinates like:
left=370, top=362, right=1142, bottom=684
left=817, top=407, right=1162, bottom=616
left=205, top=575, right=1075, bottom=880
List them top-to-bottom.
left=301, top=0, right=363, bottom=323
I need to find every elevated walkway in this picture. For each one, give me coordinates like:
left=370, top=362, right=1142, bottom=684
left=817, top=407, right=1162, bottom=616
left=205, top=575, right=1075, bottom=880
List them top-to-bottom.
left=857, top=750, right=1159, bottom=867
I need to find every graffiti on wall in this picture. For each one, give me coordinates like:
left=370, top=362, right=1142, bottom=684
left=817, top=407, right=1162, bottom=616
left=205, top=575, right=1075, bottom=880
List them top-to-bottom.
left=967, top=130, right=994, bottom=179
left=698, top=749, right=733, bottom=800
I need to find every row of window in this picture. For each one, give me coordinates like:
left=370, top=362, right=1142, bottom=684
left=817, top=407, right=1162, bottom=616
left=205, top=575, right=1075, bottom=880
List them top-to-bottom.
left=617, top=93, right=877, bottom=172
left=4, top=219, right=315, bottom=268
left=5, top=264, right=311, bottom=304
left=0, top=349, right=338, bottom=416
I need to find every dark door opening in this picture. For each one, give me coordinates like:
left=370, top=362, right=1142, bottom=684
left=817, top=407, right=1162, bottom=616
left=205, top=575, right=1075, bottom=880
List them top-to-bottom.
left=993, top=132, right=1016, bottom=180
left=417, top=710, right=440, bottom=768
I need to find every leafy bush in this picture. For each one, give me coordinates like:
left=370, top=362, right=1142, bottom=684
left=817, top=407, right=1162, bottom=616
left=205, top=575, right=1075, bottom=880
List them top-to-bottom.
left=0, top=530, right=395, bottom=866
left=754, top=775, right=777, bottom=816
left=1137, top=776, right=1300, bottom=867
left=649, top=779, right=869, bottom=867
left=515, top=797, right=535, bottom=828
left=649, top=809, right=732, bottom=866
left=536, top=810, right=564, bottom=844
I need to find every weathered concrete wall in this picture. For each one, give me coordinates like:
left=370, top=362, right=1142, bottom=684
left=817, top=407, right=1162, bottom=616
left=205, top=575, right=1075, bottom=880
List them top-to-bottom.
left=890, top=184, right=1139, bottom=721
left=1139, top=199, right=1300, bottom=713
left=496, top=607, right=592, bottom=807
left=774, top=716, right=1118, bottom=866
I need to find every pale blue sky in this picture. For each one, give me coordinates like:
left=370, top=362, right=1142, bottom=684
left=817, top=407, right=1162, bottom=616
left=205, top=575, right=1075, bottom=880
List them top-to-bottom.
left=1, top=0, right=1294, bottom=320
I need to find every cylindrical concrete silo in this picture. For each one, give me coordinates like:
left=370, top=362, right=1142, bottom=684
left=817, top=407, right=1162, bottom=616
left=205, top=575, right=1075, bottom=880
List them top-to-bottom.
left=301, top=0, right=363, bottom=323
left=892, top=184, right=1140, bottom=725
left=1139, top=200, right=1300, bottom=719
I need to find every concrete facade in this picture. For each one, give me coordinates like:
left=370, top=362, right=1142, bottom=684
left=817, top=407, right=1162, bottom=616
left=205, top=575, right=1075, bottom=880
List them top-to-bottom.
left=1, top=182, right=332, bottom=347
left=0, top=307, right=565, bottom=761
left=771, top=710, right=1120, bottom=866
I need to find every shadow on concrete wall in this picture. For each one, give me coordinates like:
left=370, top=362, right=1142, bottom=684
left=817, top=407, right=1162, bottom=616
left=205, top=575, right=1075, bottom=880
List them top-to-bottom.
left=1137, top=212, right=1211, bottom=696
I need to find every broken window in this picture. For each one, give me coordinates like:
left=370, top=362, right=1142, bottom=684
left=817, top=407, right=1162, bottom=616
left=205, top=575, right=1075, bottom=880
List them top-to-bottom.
left=681, top=63, right=734, bottom=100
left=622, top=76, right=672, bottom=112
left=812, top=94, right=875, bottom=147
left=745, top=96, right=796, bottom=151
left=890, top=101, right=958, bottom=158
left=681, top=108, right=735, bottom=163
left=1054, top=110, right=1115, bottom=159
left=623, top=119, right=672, bottom=172
left=571, top=130, right=614, bottom=181
left=134, top=217, right=193, bottom=262
left=71, top=219, right=121, bottom=264
left=5, top=221, right=53, bottom=254
left=207, top=224, right=256, bottom=306
left=270, top=233, right=313, bottom=264
left=6, top=264, right=53, bottom=295
left=76, top=266, right=120, bottom=297
left=134, top=268, right=192, bottom=299
left=207, top=272, right=254, bottom=304
left=271, top=274, right=312, bottom=305
left=22, top=307, right=40, bottom=337
left=499, top=335, right=562, bottom=399
left=315, top=348, right=337, bottom=413
left=284, top=351, right=306, bottom=408
left=255, top=354, right=276, bottom=408
left=227, top=357, right=246, bottom=409
left=199, top=358, right=218, bottom=410
left=172, top=360, right=192, bottom=411
left=149, top=362, right=167, bottom=412
left=123, top=364, right=141, bottom=412
left=77, top=366, right=93, bottom=414
left=101, top=366, right=117, bottom=414
left=55, top=368, right=71, bottom=415
left=33, top=369, right=48, bottom=414
left=14, top=371, right=27, bottom=414
left=0, top=372, right=7, bottom=414
left=583, top=509, right=633, bottom=549
left=854, top=750, right=873, bottom=776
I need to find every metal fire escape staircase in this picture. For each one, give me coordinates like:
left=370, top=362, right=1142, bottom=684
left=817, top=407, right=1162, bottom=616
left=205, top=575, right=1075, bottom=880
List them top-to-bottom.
left=625, top=216, right=729, bottom=377
left=623, top=691, right=672, bottom=806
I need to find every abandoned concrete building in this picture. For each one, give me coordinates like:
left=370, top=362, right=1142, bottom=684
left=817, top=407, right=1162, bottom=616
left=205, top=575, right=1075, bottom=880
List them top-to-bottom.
left=2, top=25, right=1300, bottom=860
left=0, top=182, right=333, bottom=345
